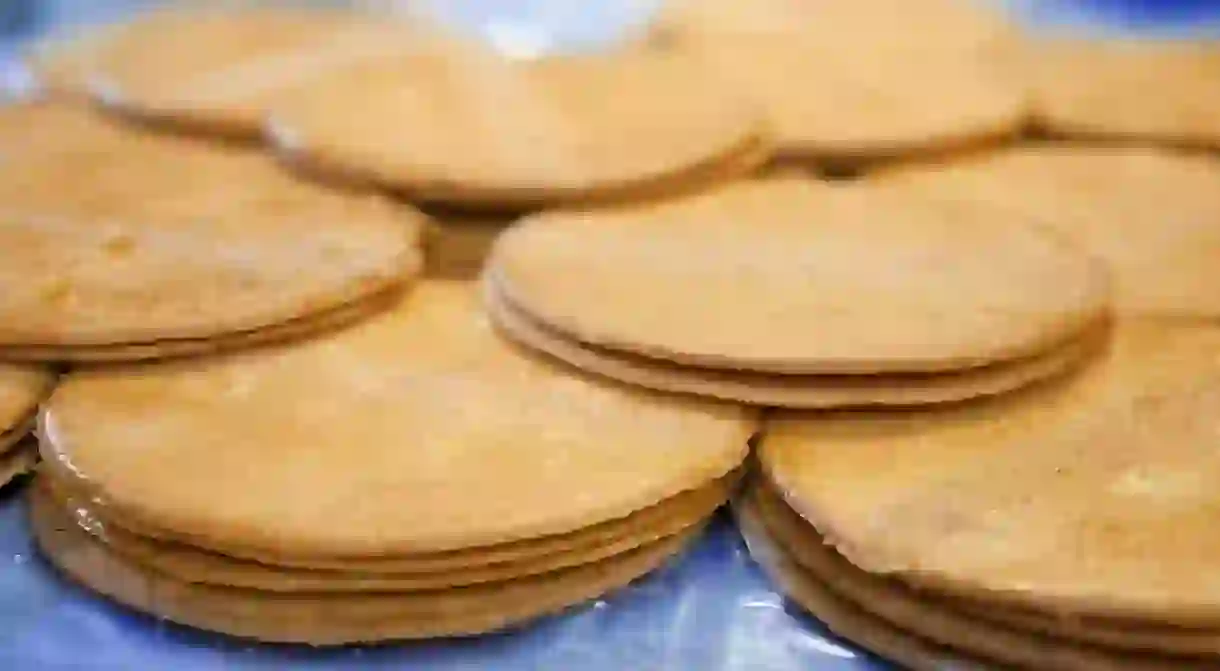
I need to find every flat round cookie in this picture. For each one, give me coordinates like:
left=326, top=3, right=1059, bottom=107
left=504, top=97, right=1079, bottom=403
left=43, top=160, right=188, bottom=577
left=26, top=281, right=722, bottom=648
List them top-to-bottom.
left=651, top=0, right=1022, bottom=162
left=31, top=8, right=399, bottom=139
left=1027, top=39, right=1220, bottom=148
left=269, top=46, right=766, bottom=209
left=0, top=125, right=423, bottom=355
left=876, top=146, right=1220, bottom=319
left=491, top=177, right=1110, bottom=375
left=40, top=281, right=754, bottom=559
left=488, top=281, right=1106, bottom=407
left=0, top=285, right=401, bottom=363
left=760, top=321, right=1220, bottom=626
left=42, top=470, right=733, bottom=575
left=42, top=472, right=732, bottom=590
left=748, top=483, right=1192, bottom=671
left=32, top=486, right=698, bottom=644
left=733, top=495, right=994, bottom=671
left=965, top=599, right=1220, bottom=658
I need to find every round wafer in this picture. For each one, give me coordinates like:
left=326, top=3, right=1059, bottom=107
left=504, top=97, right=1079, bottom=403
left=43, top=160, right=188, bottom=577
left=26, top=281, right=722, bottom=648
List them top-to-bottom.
left=269, top=46, right=766, bottom=209
left=491, top=177, right=1110, bottom=375
left=488, top=280, right=1107, bottom=407
left=40, top=281, right=754, bottom=560
left=760, top=321, right=1220, bottom=626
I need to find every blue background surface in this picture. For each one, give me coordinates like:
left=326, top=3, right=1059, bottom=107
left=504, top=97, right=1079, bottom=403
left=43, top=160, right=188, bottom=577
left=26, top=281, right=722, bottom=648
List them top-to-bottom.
left=0, top=1, right=1218, bottom=669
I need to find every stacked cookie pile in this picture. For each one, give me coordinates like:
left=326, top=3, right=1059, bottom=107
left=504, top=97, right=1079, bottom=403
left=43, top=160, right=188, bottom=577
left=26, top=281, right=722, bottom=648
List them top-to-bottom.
left=7, top=0, right=1220, bottom=661
left=725, top=146, right=1220, bottom=669
left=485, top=176, right=1111, bottom=409
left=33, top=283, right=754, bottom=643
left=739, top=320, right=1220, bottom=669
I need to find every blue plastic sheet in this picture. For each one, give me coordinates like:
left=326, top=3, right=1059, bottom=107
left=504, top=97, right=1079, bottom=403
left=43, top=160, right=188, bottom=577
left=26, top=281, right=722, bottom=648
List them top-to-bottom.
left=1, top=2, right=1218, bottom=669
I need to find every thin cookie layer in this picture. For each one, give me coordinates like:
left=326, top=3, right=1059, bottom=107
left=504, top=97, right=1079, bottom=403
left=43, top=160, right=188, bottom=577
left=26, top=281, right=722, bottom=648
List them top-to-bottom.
left=488, top=280, right=1106, bottom=408
left=0, top=284, right=404, bottom=363
left=41, top=472, right=732, bottom=590
left=749, top=482, right=1189, bottom=671
left=32, top=486, right=698, bottom=645
left=733, top=495, right=993, bottom=671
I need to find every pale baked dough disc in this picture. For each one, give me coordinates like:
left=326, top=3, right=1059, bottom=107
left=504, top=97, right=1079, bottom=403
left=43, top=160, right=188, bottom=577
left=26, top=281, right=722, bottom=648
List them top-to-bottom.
left=650, top=0, right=1023, bottom=162
left=29, top=8, right=417, bottom=139
left=1027, top=39, right=1220, bottom=148
left=268, top=46, right=766, bottom=209
left=0, top=121, right=424, bottom=353
left=876, top=146, right=1220, bottom=319
left=490, top=176, right=1110, bottom=375
left=488, top=280, right=1106, bottom=408
left=40, top=281, right=754, bottom=559
left=760, top=320, right=1220, bottom=626
left=41, top=470, right=734, bottom=575
left=41, top=472, right=733, bottom=590
left=747, top=482, right=1196, bottom=671
left=31, top=486, right=699, bottom=644
left=733, top=494, right=994, bottom=671
left=962, top=598, right=1220, bottom=658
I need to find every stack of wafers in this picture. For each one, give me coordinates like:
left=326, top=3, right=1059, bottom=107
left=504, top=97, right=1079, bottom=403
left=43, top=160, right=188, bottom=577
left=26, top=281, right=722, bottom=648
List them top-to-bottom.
left=485, top=176, right=1111, bottom=410
left=33, top=283, right=754, bottom=643
left=738, top=321, right=1220, bottom=669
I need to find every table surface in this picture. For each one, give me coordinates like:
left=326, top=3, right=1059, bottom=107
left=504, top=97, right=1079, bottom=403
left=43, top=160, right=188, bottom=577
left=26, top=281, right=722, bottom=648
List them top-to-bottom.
left=1, top=1, right=1218, bottom=670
